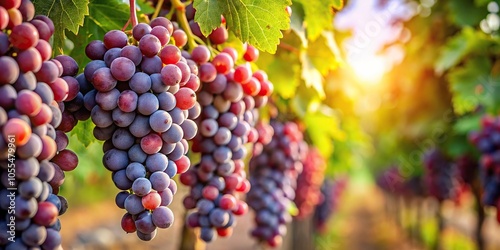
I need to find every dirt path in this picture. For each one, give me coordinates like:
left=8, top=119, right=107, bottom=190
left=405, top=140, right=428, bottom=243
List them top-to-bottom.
left=62, top=183, right=481, bottom=250
left=315, top=184, right=422, bottom=250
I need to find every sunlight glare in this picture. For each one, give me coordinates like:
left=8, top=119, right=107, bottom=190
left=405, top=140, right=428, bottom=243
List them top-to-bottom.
left=349, top=55, right=387, bottom=85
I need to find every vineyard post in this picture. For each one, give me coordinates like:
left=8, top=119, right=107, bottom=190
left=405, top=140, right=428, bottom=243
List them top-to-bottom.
left=472, top=181, right=485, bottom=250
left=414, top=197, right=423, bottom=244
left=433, top=200, right=444, bottom=250
left=291, top=216, right=314, bottom=250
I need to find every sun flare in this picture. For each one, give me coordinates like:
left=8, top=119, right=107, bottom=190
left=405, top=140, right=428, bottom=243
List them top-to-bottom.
left=349, top=55, right=387, bottom=85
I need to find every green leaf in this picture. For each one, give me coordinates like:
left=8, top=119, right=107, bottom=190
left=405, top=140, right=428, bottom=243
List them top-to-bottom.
left=33, top=0, right=89, bottom=54
left=66, top=0, right=130, bottom=69
left=136, top=0, right=155, bottom=15
left=192, top=0, right=224, bottom=35
left=194, top=0, right=291, bottom=53
left=294, top=0, right=336, bottom=41
left=448, top=0, right=489, bottom=27
left=474, top=0, right=490, bottom=5
left=290, top=2, right=307, bottom=47
left=435, top=27, right=490, bottom=73
left=255, top=31, right=303, bottom=99
left=307, top=31, right=341, bottom=75
left=257, top=51, right=300, bottom=99
left=300, top=51, right=325, bottom=98
left=447, top=57, right=492, bottom=115
left=291, top=82, right=322, bottom=117
left=304, top=108, right=344, bottom=158
left=453, top=114, right=481, bottom=135
left=70, top=119, right=96, bottom=147
left=444, top=133, right=476, bottom=158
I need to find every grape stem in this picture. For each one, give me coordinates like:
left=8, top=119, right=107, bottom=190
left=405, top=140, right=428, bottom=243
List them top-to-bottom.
left=129, top=0, right=139, bottom=27
left=152, top=0, right=164, bottom=19
left=171, top=0, right=198, bottom=51
left=121, top=18, right=131, bottom=31
left=278, top=42, right=299, bottom=54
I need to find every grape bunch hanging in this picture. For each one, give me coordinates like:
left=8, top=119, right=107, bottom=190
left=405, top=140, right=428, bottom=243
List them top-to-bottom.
left=0, top=0, right=83, bottom=249
left=83, top=16, right=199, bottom=240
left=180, top=43, right=273, bottom=242
left=470, top=116, right=500, bottom=222
left=247, top=121, right=308, bottom=247
left=294, top=147, right=327, bottom=220
left=423, top=148, right=460, bottom=202
left=313, top=178, right=347, bottom=233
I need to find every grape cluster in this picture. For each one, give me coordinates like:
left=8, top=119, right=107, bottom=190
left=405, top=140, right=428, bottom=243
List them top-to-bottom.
left=0, top=0, right=76, bottom=249
left=83, top=17, right=199, bottom=240
left=180, top=44, right=272, bottom=242
left=48, top=55, right=87, bottom=197
left=52, top=56, right=92, bottom=133
left=469, top=116, right=500, bottom=222
left=247, top=121, right=307, bottom=247
left=294, top=147, right=326, bottom=220
left=423, top=148, right=460, bottom=202
left=455, top=154, right=478, bottom=186
left=375, top=166, right=402, bottom=194
left=376, top=166, right=424, bottom=197
left=313, top=178, right=347, bottom=233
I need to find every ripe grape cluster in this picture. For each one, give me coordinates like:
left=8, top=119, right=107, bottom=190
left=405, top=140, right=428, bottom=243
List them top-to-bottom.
left=0, top=0, right=78, bottom=249
left=83, top=17, right=199, bottom=240
left=180, top=44, right=272, bottom=242
left=49, top=55, right=86, bottom=197
left=53, top=55, right=92, bottom=133
left=469, top=116, right=500, bottom=222
left=247, top=121, right=307, bottom=247
left=294, top=147, right=326, bottom=220
left=423, top=148, right=460, bottom=202
left=455, top=154, right=477, bottom=186
left=375, top=166, right=402, bottom=194
left=376, top=166, right=425, bottom=197
left=313, top=178, right=347, bottom=233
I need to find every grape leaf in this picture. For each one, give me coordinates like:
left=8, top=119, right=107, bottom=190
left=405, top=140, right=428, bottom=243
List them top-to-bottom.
left=33, top=0, right=89, bottom=54
left=66, top=0, right=130, bottom=69
left=136, top=0, right=155, bottom=14
left=192, top=0, right=224, bottom=35
left=193, top=0, right=291, bottom=53
left=295, top=0, right=336, bottom=41
left=448, top=0, right=489, bottom=27
left=474, top=0, right=490, bottom=5
left=290, top=2, right=307, bottom=47
left=435, top=27, right=490, bottom=73
left=255, top=31, right=302, bottom=99
left=307, top=32, right=342, bottom=75
left=256, top=51, right=300, bottom=99
left=300, top=51, right=325, bottom=98
left=448, top=57, right=492, bottom=115
left=291, top=82, right=322, bottom=117
left=304, top=108, right=344, bottom=158
left=453, top=114, right=481, bottom=135
left=70, top=119, right=96, bottom=147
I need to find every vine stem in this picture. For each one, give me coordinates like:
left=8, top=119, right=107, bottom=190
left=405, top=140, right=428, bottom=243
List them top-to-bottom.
left=129, top=0, right=138, bottom=28
left=152, top=0, right=164, bottom=19
left=171, top=0, right=198, bottom=51
left=121, top=18, right=131, bottom=31
left=278, top=42, right=300, bottom=55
